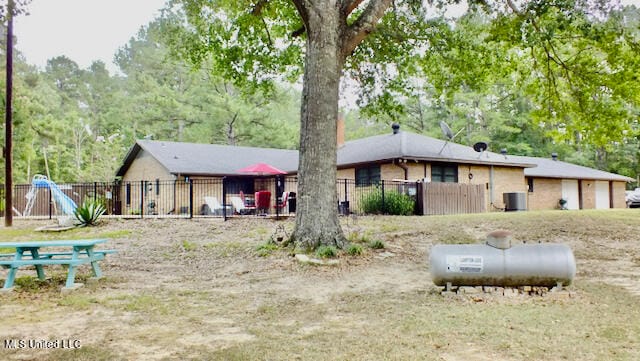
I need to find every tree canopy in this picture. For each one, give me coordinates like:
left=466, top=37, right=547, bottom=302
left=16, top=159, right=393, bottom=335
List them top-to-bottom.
left=0, top=15, right=302, bottom=184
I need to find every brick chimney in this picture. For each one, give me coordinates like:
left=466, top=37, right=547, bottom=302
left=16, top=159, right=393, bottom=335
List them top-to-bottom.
left=337, top=113, right=345, bottom=148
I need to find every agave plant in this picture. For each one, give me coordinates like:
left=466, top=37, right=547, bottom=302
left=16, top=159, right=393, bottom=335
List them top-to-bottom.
left=74, top=199, right=106, bottom=227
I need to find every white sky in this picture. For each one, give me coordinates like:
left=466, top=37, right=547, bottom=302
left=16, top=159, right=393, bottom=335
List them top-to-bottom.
left=11, top=0, right=640, bottom=77
left=14, top=0, right=167, bottom=75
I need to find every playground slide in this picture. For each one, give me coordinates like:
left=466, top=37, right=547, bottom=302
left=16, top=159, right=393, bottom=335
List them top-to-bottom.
left=28, top=175, right=77, bottom=216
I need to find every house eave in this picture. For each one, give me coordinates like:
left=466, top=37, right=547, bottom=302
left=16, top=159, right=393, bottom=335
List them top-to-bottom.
left=337, top=156, right=535, bottom=169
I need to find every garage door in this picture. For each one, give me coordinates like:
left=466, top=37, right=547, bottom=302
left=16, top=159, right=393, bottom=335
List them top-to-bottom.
left=561, top=180, right=580, bottom=210
left=595, top=181, right=610, bottom=209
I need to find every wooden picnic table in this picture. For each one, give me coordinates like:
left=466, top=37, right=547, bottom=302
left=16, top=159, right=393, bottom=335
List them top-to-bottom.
left=0, top=239, right=116, bottom=291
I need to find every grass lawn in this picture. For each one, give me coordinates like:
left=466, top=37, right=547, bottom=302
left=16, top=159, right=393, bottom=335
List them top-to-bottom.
left=0, top=210, right=639, bottom=360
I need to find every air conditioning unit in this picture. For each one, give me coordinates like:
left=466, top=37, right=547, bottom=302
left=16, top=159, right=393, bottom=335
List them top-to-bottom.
left=503, top=192, right=527, bottom=211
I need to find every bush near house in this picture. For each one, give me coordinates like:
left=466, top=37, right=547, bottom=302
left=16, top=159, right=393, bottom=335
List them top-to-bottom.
left=359, top=189, right=414, bottom=215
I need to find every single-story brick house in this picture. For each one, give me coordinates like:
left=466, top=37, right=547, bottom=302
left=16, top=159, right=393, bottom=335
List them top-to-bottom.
left=116, top=123, right=632, bottom=214
left=335, top=124, right=535, bottom=211
left=115, top=142, right=299, bottom=215
left=509, top=155, right=632, bottom=210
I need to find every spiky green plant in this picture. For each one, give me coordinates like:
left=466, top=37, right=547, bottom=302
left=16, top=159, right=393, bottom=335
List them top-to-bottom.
left=74, top=199, right=106, bottom=227
left=346, top=244, right=363, bottom=256
left=315, top=245, right=337, bottom=259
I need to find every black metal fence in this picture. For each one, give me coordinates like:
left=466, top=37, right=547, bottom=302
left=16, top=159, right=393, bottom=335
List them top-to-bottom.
left=1, top=178, right=419, bottom=219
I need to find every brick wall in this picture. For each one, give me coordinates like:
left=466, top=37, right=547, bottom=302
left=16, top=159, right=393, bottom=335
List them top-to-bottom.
left=122, top=150, right=174, bottom=183
left=407, top=162, right=428, bottom=180
left=381, top=163, right=405, bottom=180
left=459, top=165, right=526, bottom=211
left=459, top=165, right=489, bottom=185
left=490, top=167, right=528, bottom=210
left=337, top=168, right=355, bottom=179
left=526, top=178, right=628, bottom=210
left=527, top=178, right=562, bottom=210
left=581, top=180, right=596, bottom=209
left=612, top=181, right=627, bottom=208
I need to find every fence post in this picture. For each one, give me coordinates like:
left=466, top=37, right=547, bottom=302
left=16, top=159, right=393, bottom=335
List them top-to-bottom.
left=222, top=177, right=227, bottom=221
left=189, top=179, right=194, bottom=219
left=344, top=179, right=348, bottom=202
left=140, top=180, right=144, bottom=219
left=381, top=180, right=385, bottom=214
left=416, top=181, right=424, bottom=215
left=93, top=182, right=97, bottom=203
left=49, top=187, right=52, bottom=219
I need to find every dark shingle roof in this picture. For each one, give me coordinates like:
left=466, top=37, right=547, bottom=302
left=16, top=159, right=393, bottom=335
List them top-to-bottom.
left=337, top=131, right=535, bottom=168
left=116, top=133, right=631, bottom=183
left=116, top=140, right=299, bottom=177
left=508, top=155, right=633, bottom=182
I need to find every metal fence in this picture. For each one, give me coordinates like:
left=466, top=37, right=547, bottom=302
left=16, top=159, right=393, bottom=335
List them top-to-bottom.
left=1, top=178, right=424, bottom=219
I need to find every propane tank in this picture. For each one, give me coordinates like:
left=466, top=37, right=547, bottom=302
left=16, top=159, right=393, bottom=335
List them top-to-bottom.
left=430, top=230, right=576, bottom=288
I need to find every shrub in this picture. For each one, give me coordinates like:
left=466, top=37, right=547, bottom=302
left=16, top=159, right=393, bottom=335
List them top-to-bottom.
left=359, top=189, right=414, bottom=215
left=74, top=199, right=106, bottom=227
left=346, top=231, right=371, bottom=244
left=181, top=240, right=197, bottom=252
left=368, top=240, right=385, bottom=249
left=256, top=242, right=279, bottom=257
left=346, top=244, right=363, bottom=256
left=315, top=245, right=337, bottom=259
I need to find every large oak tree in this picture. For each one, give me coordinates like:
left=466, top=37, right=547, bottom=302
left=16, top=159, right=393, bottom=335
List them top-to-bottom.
left=165, top=0, right=405, bottom=249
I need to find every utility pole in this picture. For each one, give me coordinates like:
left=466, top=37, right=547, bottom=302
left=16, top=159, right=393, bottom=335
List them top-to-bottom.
left=4, top=0, right=14, bottom=227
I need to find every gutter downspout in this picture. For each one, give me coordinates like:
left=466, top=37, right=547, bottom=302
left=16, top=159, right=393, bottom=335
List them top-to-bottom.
left=395, top=159, right=409, bottom=180
left=489, top=165, right=495, bottom=208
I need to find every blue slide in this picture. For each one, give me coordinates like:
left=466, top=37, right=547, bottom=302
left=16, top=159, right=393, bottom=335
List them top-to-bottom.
left=32, top=176, right=77, bottom=215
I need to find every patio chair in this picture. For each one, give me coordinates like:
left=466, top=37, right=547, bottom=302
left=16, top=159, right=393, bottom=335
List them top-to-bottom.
left=240, top=190, right=255, bottom=207
left=255, top=191, right=271, bottom=215
left=274, top=192, right=289, bottom=213
left=204, top=196, right=231, bottom=216
left=230, top=196, right=255, bottom=215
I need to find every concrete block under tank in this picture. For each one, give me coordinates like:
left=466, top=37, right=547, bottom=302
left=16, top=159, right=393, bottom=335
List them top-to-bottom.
left=430, top=243, right=576, bottom=288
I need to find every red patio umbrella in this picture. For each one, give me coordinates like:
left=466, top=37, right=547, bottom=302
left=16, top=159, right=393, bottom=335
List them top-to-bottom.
left=236, top=162, right=287, bottom=175
left=237, top=163, right=288, bottom=218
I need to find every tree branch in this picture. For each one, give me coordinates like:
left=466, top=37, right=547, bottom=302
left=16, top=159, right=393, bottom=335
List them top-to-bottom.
left=251, top=0, right=269, bottom=16
left=290, top=0, right=310, bottom=31
left=341, top=0, right=393, bottom=56
left=342, top=0, right=366, bottom=16
left=261, top=16, right=274, bottom=47
left=291, top=26, right=306, bottom=38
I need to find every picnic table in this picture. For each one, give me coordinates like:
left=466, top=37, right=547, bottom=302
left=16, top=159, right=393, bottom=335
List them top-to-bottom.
left=0, top=239, right=116, bottom=291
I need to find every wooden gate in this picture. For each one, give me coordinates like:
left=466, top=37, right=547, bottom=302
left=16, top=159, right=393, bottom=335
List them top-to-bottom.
left=420, top=183, right=486, bottom=215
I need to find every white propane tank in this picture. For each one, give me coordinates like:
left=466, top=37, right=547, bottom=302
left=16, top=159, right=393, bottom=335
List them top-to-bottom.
left=429, top=231, right=576, bottom=288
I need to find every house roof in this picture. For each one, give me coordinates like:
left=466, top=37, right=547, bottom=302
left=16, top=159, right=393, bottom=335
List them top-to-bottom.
left=116, top=130, right=631, bottom=183
left=337, top=130, right=535, bottom=168
left=115, top=140, right=299, bottom=177
left=507, top=155, right=634, bottom=182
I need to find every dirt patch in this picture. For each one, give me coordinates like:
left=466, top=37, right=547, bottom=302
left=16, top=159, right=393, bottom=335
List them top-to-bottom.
left=1, top=211, right=640, bottom=360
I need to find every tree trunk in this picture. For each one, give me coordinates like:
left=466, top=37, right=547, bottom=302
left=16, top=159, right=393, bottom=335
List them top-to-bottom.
left=292, top=6, right=347, bottom=250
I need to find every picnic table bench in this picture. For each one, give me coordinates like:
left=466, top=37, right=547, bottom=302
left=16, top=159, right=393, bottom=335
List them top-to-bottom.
left=0, top=239, right=116, bottom=291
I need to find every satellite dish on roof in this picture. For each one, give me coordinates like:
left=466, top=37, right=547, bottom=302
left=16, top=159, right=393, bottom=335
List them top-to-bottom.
left=438, top=121, right=465, bottom=155
left=440, top=121, right=454, bottom=140
left=473, top=141, right=489, bottom=159
left=473, top=142, right=488, bottom=153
